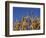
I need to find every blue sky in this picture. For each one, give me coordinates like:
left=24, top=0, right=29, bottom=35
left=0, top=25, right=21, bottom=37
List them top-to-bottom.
left=13, top=7, right=40, bottom=22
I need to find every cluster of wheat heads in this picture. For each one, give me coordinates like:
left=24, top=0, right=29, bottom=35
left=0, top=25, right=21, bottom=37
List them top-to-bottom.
left=13, top=16, right=40, bottom=31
